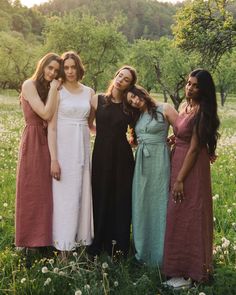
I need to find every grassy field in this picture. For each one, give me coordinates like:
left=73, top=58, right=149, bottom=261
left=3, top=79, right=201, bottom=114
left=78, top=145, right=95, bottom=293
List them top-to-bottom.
left=0, top=92, right=235, bottom=295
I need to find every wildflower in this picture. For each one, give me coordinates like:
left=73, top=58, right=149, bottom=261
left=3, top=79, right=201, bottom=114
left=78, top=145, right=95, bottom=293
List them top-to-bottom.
left=212, top=194, right=219, bottom=200
left=3, top=202, right=8, bottom=207
left=227, top=209, right=232, bottom=213
left=0, top=216, right=2, bottom=220
left=213, top=217, right=216, bottom=222
left=232, top=222, right=236, bottom=230
left=221, top=237, right=230, bottom=248
left=112, top=240, right=117, bottom=245
left=216, top=245, right=221, bottom=252
left=233, top=245, right=236, bottom=251
left=73, top=252, right=78, bottom=257
left=49, top=259, right=54, bottom=264
left=102, top=262, right=108, bottom=269
left=41, top=266, right=48, bottom=273
left=53, top=267, right=59, bottom=273
left=59, top=271, right=65, bottom=276
left=44, top=277, right=52, bottom=286
left=21, top=278, right=26, bottom=283
left=114, top=281, right=119, bottom=287
left=84, top=284, right=90, bottom=290
left=75, top=290, right=82, bottom=295
left=199, top=293, right=206, bottom=295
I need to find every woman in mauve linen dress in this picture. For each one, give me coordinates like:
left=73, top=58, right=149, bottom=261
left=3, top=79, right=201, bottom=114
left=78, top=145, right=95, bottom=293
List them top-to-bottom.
left=48, top=52, right=94, bottom=258
left=15, top=53, right=61, bottom=249
left=87, top=66, right=137, bottom=257
left=163, top=69, right=220, bottom=290
left=124, top=85, right=178, bottom=267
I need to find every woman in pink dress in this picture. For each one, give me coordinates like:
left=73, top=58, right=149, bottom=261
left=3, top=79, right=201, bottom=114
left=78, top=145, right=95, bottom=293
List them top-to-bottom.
left=15, top=53, right=61, bottom=250
left=163, top=69, right=220, bottom=289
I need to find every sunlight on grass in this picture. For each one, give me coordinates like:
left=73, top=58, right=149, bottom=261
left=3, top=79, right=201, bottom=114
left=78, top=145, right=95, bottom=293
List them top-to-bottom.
left=0, top=93, right=235, bottom=294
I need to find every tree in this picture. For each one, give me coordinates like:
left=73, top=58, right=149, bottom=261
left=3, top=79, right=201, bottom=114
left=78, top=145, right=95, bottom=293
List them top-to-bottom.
left=173, top=0, right=236, bottom=69
left=44, top=13, right=128, bottom=91
left=0, top=32, right=38, bottom=91
left=128, top=37, right=195, bottom=109
left=214, top=50, right=236, bottom=105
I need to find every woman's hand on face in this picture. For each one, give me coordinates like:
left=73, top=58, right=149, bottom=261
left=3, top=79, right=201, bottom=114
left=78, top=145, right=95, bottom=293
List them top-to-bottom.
left=50, top=79, right=61, bottom=90
left=51, top=160, right=61, bottom=181
left=172, top=180, right=184, bottom=203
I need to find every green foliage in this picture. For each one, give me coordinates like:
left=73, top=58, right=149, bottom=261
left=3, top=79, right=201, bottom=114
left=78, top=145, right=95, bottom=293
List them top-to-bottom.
left=37, top=0, right=177, bottom=41
left=173, top=0, right=236, bottom=69
left=44, top=13, right=128, bottom=91
left=0, top=32, right=39, bottom=91
left=128, top=37, right=196, bottom=109
left=214, top=49, right=236, bottom=105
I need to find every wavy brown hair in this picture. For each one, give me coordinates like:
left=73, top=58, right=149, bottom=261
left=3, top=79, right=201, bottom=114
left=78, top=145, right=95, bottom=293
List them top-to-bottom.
left=61, top=51, right=85, bottom=82
left=31, top=53, right=61, bottom=104
left=104, top=65, right=137, bottom=106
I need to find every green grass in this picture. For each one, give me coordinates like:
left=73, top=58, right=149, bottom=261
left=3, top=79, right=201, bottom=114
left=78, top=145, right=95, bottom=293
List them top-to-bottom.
left=0, top=93, right=235, bottom=295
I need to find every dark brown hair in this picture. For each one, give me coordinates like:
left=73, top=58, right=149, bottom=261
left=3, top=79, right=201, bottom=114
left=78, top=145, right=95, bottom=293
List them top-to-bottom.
left=61, top=51, right=85, bottom=81
left=31, top=52, right=61, bottom=104
left=124, top=84, right=163, bottom=125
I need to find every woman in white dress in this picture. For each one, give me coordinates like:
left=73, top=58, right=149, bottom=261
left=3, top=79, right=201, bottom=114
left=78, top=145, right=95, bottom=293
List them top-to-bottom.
left=48, top=51, right=94, bottom=257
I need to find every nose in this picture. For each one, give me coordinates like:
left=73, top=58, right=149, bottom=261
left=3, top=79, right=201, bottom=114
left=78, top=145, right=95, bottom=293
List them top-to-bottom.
left=132, top=96, right=139, bottom=105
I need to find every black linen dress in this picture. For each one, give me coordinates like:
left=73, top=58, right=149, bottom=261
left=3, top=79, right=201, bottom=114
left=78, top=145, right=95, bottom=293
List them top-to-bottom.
left=89, top=94, right=134, bottom=256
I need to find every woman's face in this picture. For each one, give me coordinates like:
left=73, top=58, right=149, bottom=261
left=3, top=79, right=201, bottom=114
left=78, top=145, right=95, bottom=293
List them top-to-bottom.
left=64, top=58, right=77, bottom=82
left=43, top=60, right=60, bottom=82
left=113, top=69, right=133, bottom=91
left=185, top=76, right=199, bottom=101
left=127, top=92, right=146, bottom=111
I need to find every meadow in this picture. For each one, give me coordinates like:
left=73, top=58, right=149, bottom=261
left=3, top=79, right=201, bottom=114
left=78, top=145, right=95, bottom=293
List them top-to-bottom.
left=0, top=91, right=235, bottom=295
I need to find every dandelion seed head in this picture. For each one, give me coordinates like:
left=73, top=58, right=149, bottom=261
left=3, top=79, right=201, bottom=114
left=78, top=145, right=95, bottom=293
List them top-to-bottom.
left=102, top=262, right=108, bottom=269
left=41, top=266, right=48, bottom=273
left=53, top=267, right=59, bottom=273
left=44, top=277, right=52, bottom=286
left=114, top=281, right=119, bottom=287
left=84, top=284, right=90, bottom=290
left=75, top=290, right=82, bottom=295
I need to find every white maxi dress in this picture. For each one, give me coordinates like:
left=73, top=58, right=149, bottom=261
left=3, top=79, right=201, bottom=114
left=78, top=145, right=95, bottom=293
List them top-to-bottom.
left=53, top=85, right=94, bottom=251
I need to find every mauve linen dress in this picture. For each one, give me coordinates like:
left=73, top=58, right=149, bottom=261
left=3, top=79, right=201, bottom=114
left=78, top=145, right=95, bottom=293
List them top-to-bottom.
left=15, top=97, right=53, bottom=247
left=163, top=112, right=213, bottom=282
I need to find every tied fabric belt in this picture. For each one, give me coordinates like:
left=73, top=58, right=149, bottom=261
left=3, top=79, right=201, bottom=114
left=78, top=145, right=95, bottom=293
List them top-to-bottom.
left=58, top=118, right=88, bottom=166
left=137, top=136, right=166, bottom=175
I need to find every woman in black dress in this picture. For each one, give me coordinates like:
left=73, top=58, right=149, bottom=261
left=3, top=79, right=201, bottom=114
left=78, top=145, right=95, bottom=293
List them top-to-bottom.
left=88, top=66, right=137, bottom=257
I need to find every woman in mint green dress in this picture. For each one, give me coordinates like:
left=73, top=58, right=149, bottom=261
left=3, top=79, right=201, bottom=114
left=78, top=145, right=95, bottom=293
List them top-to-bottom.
left=125, top=85, right=178, bottom=267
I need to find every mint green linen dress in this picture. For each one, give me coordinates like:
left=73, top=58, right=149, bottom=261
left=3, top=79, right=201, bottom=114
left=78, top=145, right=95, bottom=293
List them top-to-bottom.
left=132, top=105, right=170, bottom=267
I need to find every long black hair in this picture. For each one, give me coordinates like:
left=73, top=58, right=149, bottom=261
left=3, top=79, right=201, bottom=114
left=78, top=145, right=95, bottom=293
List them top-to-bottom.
left=188, top=69, right=220, bottom=156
